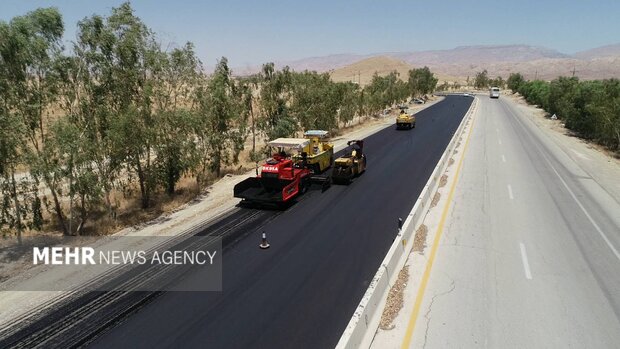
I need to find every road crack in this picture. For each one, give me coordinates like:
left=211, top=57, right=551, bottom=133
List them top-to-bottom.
left=422, top=280, right=456, bottom=349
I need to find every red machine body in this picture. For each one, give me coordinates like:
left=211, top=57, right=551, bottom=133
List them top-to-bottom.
left=234, top=137, right=331, bottom=206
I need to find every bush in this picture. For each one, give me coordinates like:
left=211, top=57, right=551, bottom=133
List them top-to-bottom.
left=507, top=73, right=525, bottom=92
left=509, top=74, right=620, bottom=151
left=519, top=80, right=550, bottom=110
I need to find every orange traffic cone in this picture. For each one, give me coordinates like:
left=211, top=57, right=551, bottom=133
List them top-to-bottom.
left=259, top=232, right=270, bottom=249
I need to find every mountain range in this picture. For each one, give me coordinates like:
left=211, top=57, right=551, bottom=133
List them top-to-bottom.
left=234, top=44, right=620, bottom=82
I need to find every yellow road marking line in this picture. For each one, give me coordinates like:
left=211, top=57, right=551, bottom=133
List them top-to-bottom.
left=400, top=104, right=477, bottom=349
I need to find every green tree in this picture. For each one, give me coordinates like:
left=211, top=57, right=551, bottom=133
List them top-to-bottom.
left=102, top=2, right=160, bottom=209
left=0, top=7, right=68, bottom=233
left=66, top=14, right=123, bottom=218
left=0, top=19, right=31, bottom=241
left=151, top=43, right=202, bottom=194
left=197, top=57, right=248, bottom=177
left=257, top=63, right=295, bottom=140
left=408, top=67, right=438, bottom=97
left=474, top=70, right=490, bottom=89
left=290, top=71, right=340, bottom=132
left=363, top=71, right=408, bottom=115
left=383, top=71, right=402, bottom=106
left=365, top=73, right=389, bottom=116
left=507, top=73, right=525, bottom=92
left=237, top=75, right=262, bottom=169
left=515, top=75, right=619, bottom=151
left=489, top=76, right=505, bottom=89
left=548, top=76, right=579, bottom=122
left=586, top=79, right=620, bottom=149
left=518, top=80, right=550, bottom=109
left=334, top=81, right=360, bottom=126
left=436, top=81, right=450, bottom=92
left=0, top=99, right=30, bottom=241
left=46, top=116, right=102, bottom=234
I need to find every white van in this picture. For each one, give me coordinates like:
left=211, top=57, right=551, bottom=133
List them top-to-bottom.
left=490, top=87, right=500, bottom=99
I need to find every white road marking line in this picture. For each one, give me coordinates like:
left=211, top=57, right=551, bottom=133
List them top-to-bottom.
left=501, top=98, right=620, bottom=262
left=498, top=139, right=502, bottom=145
left=571, top=149, right=590, bottom=161
left=502, top=155, right=506, bottom=163
left=544, top=157, right=620, bottom=262
left=507, top=185, right=514, bottom=200
left=519, top=243, right=533, bottom=280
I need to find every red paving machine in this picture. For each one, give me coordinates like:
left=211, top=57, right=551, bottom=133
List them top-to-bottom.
left=234, top=138, right=330, bottom=206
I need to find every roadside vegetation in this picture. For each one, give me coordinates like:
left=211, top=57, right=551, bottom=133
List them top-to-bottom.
left=0, top=3, right=438, bottom=240
left=473, top=69, right=505, bottom=90
left=505, top=73, right=620, bottom=152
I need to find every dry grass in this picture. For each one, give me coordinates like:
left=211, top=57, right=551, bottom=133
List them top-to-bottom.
left=32, top=175, right=203, bottom=237
left=98, top=176, right=203, bottom=235
left=413, top=224, right=428, bottom=253
left=379, top=265, right=409, bottom=330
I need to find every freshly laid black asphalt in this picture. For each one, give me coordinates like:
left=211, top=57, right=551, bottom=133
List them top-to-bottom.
left=89, top=95, right=472, bottom=349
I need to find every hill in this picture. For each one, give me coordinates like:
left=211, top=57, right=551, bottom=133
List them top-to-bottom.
left=233, top=43, right=620, bottom=81
left=574, top=43, right=620, bottom=59
left=392, top=44, right=568, bottom=65
left=329, top=56, right=412, bottom=85
left=329, top=56, right=462, bottom=86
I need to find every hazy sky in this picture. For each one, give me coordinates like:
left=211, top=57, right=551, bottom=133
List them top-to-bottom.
left=1, top=0, right=619, bottom=67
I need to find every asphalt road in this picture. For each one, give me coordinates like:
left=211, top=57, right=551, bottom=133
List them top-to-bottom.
left=86, top=95, right=472, bottom=349
left=408, top=96, right=620, bottom=348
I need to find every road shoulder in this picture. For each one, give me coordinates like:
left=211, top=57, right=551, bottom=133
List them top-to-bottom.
left=369, top=96, right=478, bottom=348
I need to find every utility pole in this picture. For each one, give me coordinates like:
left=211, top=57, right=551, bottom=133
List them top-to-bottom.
left=571, top=66, right=578, bottom=77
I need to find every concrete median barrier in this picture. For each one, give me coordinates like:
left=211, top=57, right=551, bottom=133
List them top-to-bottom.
left=336, top=97, right=478, bottom=349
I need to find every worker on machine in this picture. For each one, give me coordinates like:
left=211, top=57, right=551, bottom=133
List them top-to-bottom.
left=350, top=140, right=362, bottom=158
left=273, top=150, right=288, bottom=161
